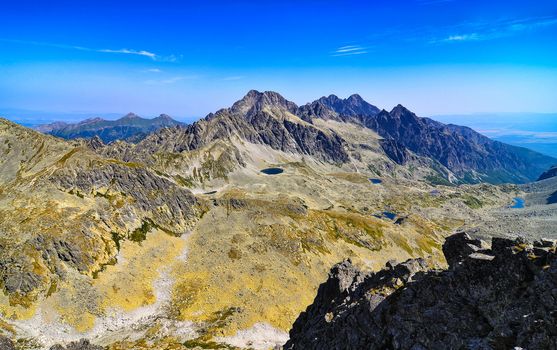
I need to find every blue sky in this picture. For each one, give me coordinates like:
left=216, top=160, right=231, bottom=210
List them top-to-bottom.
left=1, top=0, right=556, bottom=122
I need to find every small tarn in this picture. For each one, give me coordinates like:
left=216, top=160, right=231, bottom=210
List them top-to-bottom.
left=261, top=168, right=284, bottom=175
left=510, top=197, right=525, bottom=209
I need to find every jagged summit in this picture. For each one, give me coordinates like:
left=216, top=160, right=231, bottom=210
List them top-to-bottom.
left=229, top=90, right=298, bottom=117
left=316, top=93, right=380, bottom=117
left=121, top=112, right=141, bottom=120
left=156, top=113, right=174, bottom=121
left=78, top=117, right=105, bottom=124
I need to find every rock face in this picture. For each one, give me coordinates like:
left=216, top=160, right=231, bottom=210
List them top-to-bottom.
left=118, top=90, right=350, bottom=164
left=298, top=94, right=555, bottom=184
left=362, top=105, right=556, bottom=184
left=36, top=113, right=183, bottom=143
left=539, top=165, right=557, bottom=181
left=285, top=232, right=557, bottom=349
left=0, top=335, right=16, bottom=350
left=49, top=339, right=103, bottom=350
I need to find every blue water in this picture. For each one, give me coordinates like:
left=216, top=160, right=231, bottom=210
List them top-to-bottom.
left=261, top=167, right=284, bottom=175
left=369, top=178, right=382, bottom=184
left=510, top=197, right=525, bottom=209
left=383, top=211, right=397, bottom=220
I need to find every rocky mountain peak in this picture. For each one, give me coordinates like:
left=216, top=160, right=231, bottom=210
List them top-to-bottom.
left=230, top=90, right=298, bottom=116
left=316, top=93, right=379, bottom=117
left=346, top=93, right=365, bottom=103
left=389, top=104, right=413, bottom=117
left=121, top=112, right=141, bottom=120
left=155, top=114, right=178, bottom=124
left=77, top=117, right=105, bottom=125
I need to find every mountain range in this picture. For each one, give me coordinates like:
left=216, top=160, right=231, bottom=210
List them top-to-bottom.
left=83, top=90, right=554, bottom=185
left=35, top=113, right=184, bottom=143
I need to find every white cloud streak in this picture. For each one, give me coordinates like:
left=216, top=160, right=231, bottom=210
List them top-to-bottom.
left=435, top=15, right=557, bottom=43
left=0, top=38, right=176, bottom=62
left=332, top=45, right=368, bottom=57
left=143, top=68, right=162, bottom=73
left=144, top=75, right=198, bottom=85
left=222, top=76, right=244, bottom=81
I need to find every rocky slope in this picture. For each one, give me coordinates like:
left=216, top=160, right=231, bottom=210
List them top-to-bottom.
left=36, top=113, right=183, bottom=143
left=285, top=232, right=557, bottom=349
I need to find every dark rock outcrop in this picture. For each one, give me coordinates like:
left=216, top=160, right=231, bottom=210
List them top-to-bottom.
left=297, top=94, right=380, bottom=123
left=362, top=105, right=556, bottom=184
left=379, top=139, right=412, bottom=165
left=49, top=162, right=201, bottom=230
left=539, top=165, right=557, bottom=181
left=285, top=232, right=557, bottom=350
left=0, top=335, right=16, bottom=350
left=49, top=339, right=103, bottom=350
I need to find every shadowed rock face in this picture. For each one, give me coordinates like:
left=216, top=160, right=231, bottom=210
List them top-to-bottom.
left=122, top=90, right=350, bottom=163
left=298, top=94, right=555, bottom=184
left=362, top=106, right=556, bottom=184
left=539, top=165, right=557, bottom=181
left=285, top=232, right=557, bottom=350
left=0, top=335, right=16, bottom=350
left=49, top=339, right=103, bottom=350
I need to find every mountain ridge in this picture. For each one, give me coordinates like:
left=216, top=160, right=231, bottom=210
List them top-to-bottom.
left=19, top=90, right=557, bottom=185
left=35, top=113, right=184, bottom=143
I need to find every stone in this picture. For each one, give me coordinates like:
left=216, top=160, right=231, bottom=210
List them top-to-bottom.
left=285, top=232, right=557, bottom=350
left=0, top=335, right=15, bottom=350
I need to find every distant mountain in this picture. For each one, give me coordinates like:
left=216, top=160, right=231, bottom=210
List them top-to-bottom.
left=124, top=90, right=349, bottom=164
left=35, top=113, right=184, bottom=143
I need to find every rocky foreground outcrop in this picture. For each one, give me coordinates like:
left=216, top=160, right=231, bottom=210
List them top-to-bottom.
left=285, top=232, right=557, bottom=349
left=0, top=337, right=103, bottom=350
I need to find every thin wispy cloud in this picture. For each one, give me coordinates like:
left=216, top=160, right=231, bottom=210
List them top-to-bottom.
left=434, top=15, right=557, bottom=43
left=444, top=33, right=480, bottom=42
left=0, top=38, right=177, bottom=62
left=332, top=45, right=368, bottom=57
left=97, top=48, right=157, bottom=59
left=143, top=68, right=162, bottom=73
left=144, top=75, right=197, bottom=85
left=222, top=76, right=244, bottom=81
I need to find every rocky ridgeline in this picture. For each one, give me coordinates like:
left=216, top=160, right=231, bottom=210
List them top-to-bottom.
left=285, top=232, right=557, bottom=349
